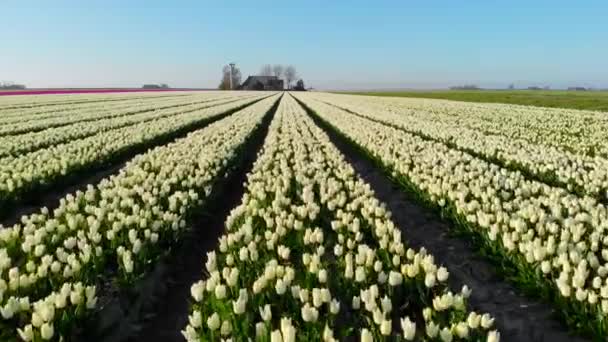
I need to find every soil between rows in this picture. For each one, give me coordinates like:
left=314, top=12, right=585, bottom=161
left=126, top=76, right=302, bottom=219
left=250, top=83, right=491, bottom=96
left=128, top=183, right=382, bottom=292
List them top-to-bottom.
left=0, top=95, right=272, bottom=227
left=298, top=97, right=588, bottom=342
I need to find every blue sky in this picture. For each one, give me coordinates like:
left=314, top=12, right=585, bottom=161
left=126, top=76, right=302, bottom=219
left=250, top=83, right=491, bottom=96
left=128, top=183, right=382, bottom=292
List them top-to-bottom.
left=1, top=0, right=606, bottom=89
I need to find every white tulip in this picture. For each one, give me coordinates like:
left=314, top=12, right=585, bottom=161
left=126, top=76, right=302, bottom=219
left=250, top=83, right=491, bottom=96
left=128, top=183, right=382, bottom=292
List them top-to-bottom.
left=355, top=266, right=366, bottom=282
left=436, top=267, right=449, bottom=282
left=388, top=271, right=402, bottom=286
left=275, top=279, right=287, bottom=295
left=190, top=281, right=205, bottom=302
left=215, top=284, right=227, bottom=299
left=330, top=299, right=340, bottom=314
left=301, top=303, right=319, bottom=322
left=260, top=304, right=272, bottom=322
left=189, top=311, right=202, bottom=328
left=207, top=312, right=220, bottom=330
left=467, top=312, right=480, bottom=329
left=481, top=313, right=495, bottom=328
left=401, top=316, right=416, bottom=340
left=280, top=317, right=296, bottom=342
left=380, top=319, right=392, bottom=335
left=220, top=320, right=232, bottom=336
left=426, top=321, right=439, bottom=338
left=40, top=322, right=54, bottom=340
left=256, top=322, right=267, bottom=337
left=454, top=322, right=469, bottom=338
left=18, top=324, right=34, bottom=341
left=439, top=327, right=453, bottom=342
left=360, top=328, right=373, bottom=342
left=271, top=330, right=283, bottom=342
left=488, top=330, right=501, bottom=342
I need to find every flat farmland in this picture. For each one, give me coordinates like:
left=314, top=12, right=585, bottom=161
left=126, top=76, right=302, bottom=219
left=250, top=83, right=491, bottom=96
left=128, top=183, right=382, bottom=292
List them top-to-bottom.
left=340, top=90, right=608, bottom=112
left=1, top=91, right=606, bottom=341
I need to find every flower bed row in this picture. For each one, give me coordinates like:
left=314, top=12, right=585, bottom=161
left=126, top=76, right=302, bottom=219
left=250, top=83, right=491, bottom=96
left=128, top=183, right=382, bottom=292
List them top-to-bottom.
left=0, top=93, right=247, bottom=136
left=0, top=93, right=195, bottom=124
left=0, top=93, right=182, bottom=115
left=298, top=93, right=608, bottom=202
left=312, top=93, right=608, bottom=158
left=0, top=94, right=281, bottom=341
left=0, top=94, right=271, bottom=215
left=0, top=94, right=261, bottom=158
left=183, top=94, right=498, bottom=341
left=295, top=94, right=608, bottom=339
left=0, top=95, right=193, bottom=133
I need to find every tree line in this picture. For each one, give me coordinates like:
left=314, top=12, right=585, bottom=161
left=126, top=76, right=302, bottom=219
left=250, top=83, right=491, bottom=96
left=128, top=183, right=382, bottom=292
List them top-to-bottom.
left=218, top=64, right=306, bottom=90
left=258, top=64, right=301, bottom=89
left=218, top=65, right=242, bottom=90
left=0, top=81, right=26, bottom=90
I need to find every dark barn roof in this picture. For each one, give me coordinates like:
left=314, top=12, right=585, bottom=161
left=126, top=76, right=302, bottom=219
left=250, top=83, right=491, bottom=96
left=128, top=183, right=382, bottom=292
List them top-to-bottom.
left=240, top=76, right=284, bottom=90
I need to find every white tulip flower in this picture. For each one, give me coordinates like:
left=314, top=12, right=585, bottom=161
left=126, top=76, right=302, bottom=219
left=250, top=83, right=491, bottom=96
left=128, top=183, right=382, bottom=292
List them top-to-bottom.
left=437, top=267, right=449, bottom=282
left=260, top=304, right=272, bottom=322
left=207, top=312, right=220, bottom=330
left=401, top=316, right=416, bottom=340
left=40, top=322, right=54, bottom=340
left=18, top=324, right=34, bottom=341
left=439, top=327, right=453, bottom=342
left=360, top=328, right=373, bottom=342
left=488, top=330, right=501, bottom=342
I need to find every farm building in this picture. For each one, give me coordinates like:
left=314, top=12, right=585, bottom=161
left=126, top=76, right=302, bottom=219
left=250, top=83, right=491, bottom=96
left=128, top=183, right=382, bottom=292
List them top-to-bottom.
left=240, top=76, right=284, bottom=90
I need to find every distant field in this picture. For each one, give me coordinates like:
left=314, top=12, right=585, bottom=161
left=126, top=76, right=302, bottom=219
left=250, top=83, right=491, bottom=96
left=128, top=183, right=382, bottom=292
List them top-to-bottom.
left=0, top=88, right=208, bottom=96
left=339, top=89, right=608, bottom=111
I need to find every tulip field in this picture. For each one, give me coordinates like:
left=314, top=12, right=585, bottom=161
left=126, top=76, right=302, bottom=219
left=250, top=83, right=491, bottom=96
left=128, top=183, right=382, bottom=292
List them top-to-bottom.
left=1, top=90, right=606, bottom=341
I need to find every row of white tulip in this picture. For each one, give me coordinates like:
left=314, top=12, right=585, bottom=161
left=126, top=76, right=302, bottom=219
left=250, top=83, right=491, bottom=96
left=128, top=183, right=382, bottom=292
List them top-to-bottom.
left=0, top=91, right=186, bottom=109
left=0, top=92, right=207, bottom=117
left=0, top=93, right=247, bottom=136
left=0, top=93, right=196, bottom=124
left=295, top=93, right=608, bottom=337
left=297, top=93, right=608, bottom=202
left=308, top=93, right=608, bottom=158
left=0, top=94, right=280, bottom=341
left=0, top=94, right=262, bottom=158
left=0, top=94, right=158, bottom=114
left=0, top=94, right=194, bottom=129
left=183, top=94, right=498, bottom=342
left=0, top=95, right=268, bottom=208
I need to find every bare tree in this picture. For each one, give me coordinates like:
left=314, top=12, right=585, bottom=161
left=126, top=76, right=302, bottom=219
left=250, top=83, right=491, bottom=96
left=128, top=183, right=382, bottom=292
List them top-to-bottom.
left=218, top=64, right=242, bottom=90
left=260, top=64, right=273, bottom=76
left=272, top=64, right=284, bottom=79
left=284, top=65, right=297, bottom=89
left=294, top=79, right=306, bottom=91
left=0, top=81, right=26, bottom=90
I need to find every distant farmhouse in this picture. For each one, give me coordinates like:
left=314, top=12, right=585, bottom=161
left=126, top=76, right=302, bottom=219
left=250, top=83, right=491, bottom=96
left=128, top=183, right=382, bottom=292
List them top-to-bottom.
left=240, top=76, right=284, bottom=90
left=142, top=83, right=169, bottom=89
left=568, top=87, right=588, bottom=91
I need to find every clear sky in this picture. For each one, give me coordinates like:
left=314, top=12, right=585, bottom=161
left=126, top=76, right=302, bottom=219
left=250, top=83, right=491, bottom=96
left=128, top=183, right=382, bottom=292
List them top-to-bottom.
left=1, top=0, right=606, bottom=90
